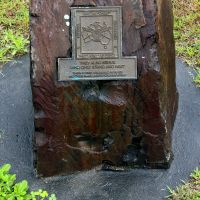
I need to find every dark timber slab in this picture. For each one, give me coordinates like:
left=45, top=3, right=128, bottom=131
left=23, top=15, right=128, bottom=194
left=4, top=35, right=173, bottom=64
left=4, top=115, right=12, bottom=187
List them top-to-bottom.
left=30, top=0, right=178, bottom=177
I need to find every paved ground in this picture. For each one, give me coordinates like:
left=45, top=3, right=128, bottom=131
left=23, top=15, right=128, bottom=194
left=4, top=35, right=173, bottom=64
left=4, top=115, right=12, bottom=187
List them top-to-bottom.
left=0, top=55, right=199, bottom=200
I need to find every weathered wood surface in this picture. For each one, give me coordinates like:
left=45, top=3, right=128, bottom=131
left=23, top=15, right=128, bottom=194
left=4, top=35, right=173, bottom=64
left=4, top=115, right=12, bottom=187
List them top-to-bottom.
left=30, top=0, right=178, bottom=177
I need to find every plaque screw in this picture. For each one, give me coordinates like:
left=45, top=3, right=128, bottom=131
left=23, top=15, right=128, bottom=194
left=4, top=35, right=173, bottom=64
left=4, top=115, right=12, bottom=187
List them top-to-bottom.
left=64, top=15, right=70, bottom=20
left=64, top=15, right=70, bottom=27
left=66, top=21, right=70, bottom=27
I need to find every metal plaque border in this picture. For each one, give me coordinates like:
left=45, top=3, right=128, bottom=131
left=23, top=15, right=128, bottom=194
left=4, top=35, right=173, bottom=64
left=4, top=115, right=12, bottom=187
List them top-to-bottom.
left=71, top=6, right=122, bottom=60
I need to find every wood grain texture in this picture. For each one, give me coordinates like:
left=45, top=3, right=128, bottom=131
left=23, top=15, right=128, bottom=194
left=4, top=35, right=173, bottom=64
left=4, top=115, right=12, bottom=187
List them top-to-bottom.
left=30, top=0, right=178, bottom=177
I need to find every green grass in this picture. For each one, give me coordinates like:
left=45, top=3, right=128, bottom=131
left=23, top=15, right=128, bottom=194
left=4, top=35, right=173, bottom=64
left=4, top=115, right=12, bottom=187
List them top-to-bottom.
left=0, top=0, right=29, bottom=62
left=172, top=0, right=200, bottom=67
left=194, top=69, right=200, bottom=87
left=167, top=168, right=200, bottom=200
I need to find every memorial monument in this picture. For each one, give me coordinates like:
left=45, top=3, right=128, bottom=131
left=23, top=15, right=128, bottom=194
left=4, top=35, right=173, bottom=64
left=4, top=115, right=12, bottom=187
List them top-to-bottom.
left=30, top=0, right=178, bottom=177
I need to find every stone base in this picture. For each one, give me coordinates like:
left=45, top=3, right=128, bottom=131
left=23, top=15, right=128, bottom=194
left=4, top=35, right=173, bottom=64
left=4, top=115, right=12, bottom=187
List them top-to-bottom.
left=30, top=0, right=178, bottom=177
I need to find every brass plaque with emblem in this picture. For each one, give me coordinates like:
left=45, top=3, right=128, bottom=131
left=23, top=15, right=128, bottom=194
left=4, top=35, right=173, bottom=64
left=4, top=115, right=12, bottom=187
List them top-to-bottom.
left=58, top=7, right=137, bottom=81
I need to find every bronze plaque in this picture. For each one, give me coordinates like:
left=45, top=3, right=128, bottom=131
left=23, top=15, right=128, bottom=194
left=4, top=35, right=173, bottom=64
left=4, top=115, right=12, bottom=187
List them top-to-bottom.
left=58, top=7, right=137, bottom=81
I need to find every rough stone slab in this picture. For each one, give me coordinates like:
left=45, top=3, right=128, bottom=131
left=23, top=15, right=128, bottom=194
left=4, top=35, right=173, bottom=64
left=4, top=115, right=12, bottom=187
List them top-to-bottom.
left=30, top=0, right=178, bottom=177
left=0, top=57, right=199, bottom=200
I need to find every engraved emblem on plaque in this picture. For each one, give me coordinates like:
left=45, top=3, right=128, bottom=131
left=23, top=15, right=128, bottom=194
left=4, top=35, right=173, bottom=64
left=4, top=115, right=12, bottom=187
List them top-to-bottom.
left=58, top=7, right=137, bottom=81
left=82, top=22, right=112, bottom=50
